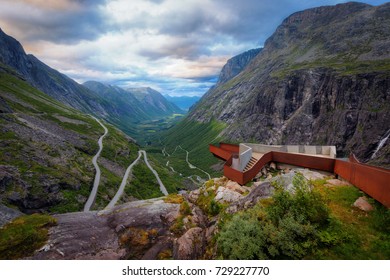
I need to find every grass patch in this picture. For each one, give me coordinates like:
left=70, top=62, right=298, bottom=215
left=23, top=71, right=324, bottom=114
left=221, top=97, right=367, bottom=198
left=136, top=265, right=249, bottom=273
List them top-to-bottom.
left=272, top=58, right=390, bottom=79
left=159, top=119, right=226, bottom=178
left=124, top=159, right=164, bottom=200
left=217, top=174, right=390, bottom=260
left=196, top=179, right=226, bottom=217
left=164, top=194, right=184, bottom=204
left=170, top=201, right=195, bottom=236
left=0, top=214, right=57, bottom=259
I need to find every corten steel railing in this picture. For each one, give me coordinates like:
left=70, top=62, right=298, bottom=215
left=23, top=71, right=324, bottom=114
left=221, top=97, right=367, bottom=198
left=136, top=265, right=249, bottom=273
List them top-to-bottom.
left=210, top=143, right=390, bottom=208
left=220, top=143, right=240, bottom=153
left=209, top=144, right=232, bottom=161
left=272, top=151, right=335, bottom=172
left=223, top=155, right=244, bottom=183
left=334, top=157, right=390, bottom=208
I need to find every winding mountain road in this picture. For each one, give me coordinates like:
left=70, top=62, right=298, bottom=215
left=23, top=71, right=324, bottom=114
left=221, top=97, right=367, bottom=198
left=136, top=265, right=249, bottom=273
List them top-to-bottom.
left=83, top=116, right=108, bottom=212
left=83, top=117, right=168, bottom=211
left=177, top=146, right=211, bottom=180
left=105, top=150, right=168, bottom=210
left=141, top=150, right=168, bottom=195
left=104, top=151, right=143, bottom=210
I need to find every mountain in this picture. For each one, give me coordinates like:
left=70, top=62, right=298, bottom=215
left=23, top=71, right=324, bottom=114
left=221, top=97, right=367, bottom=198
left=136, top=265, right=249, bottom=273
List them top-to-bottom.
left=172, top=2, right=390, bottom=169
left=0, top=28, right=184, bottom=139
left=0, top=28, right=109, bottom=115
left=217, top=48, right=262, bottom=84
left=0, top=63, right=139, bottom=216
left=82, top=81, right=151, bottom=135
left=127, top=87, right=184, bottom=117
left=163, top=95, right=201, bottom=111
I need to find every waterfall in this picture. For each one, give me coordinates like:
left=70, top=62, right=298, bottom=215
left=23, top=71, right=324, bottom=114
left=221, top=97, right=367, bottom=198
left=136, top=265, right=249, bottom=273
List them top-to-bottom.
left=371, top=129, right=390, bottom=159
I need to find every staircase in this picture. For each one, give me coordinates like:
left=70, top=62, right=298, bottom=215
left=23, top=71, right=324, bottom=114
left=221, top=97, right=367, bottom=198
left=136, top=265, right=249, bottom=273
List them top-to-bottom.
left=243, top=156, right=258, bottom=172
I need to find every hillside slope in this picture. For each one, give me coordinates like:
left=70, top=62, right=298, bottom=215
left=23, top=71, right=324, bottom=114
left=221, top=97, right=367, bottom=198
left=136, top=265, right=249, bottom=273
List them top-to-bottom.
left=184, top=2, right=390, bottom=167
left=0, top=29, right=183, bottom=140
left=0, top=64, right=139, bottom=215
left=128, top=87, right=184, bottom=118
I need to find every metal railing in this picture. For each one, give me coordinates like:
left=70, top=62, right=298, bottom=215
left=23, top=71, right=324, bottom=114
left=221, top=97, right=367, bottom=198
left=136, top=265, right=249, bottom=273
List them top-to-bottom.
left=210, top=143, right=390, bottom=207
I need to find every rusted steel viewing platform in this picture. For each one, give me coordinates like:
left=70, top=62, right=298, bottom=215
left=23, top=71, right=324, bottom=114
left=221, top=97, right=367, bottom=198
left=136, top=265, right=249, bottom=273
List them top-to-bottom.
left=209, top=143, right=390, bottom=208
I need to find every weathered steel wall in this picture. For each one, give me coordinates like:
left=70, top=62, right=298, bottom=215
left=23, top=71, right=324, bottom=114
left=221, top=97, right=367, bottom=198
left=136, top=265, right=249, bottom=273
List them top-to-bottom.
left=210, top=143, right=390, bottom=208
left=335, top=158, right=390, bottom=208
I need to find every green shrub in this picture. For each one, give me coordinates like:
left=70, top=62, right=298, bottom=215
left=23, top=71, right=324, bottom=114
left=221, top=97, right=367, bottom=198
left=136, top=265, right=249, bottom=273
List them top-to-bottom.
left=218, top=173, right=332, bottom=260
left=209, top=199, right=221, bottom=216
left=180, top=201, right=192, bottom=216
left=218, top=212, right=267, bottom=259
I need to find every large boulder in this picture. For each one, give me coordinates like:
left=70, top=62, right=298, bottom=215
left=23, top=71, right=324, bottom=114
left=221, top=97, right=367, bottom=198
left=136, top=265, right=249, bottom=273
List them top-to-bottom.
left=225, top=180, right=248, bottom=194
left=226, top=182, right=273, bottom=214
left=214, top=187, right=243, bottom=203
left=353, top=197, right=374, bottom=212
left=30, top=198, right=180, bottom=260
left=173, top=227, right=205, bottom=260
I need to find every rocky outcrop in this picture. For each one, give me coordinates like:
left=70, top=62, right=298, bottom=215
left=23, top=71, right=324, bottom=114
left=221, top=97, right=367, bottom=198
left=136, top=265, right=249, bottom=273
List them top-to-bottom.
left=187, top=2, right=390, bottom=167
left=217, top=48, right=262, bottom=84
left=226, top=182, right=273, bottom=214
left=214, top=186, right=243, bottom=203
left=30, top=198, right=180, bottom=260
left=0, top=203, right=23, bottom=227
left=173, top=227, right=205, bottom=260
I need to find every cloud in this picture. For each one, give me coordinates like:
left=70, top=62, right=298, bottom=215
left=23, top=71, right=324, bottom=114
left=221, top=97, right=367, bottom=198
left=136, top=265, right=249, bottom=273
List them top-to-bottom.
left=0, top=0, right=387, bottom=98
left=0, top=0, right=108, bottom=44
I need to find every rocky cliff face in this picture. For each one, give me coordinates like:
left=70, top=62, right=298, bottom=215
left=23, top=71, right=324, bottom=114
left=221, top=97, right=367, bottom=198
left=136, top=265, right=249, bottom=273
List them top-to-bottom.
left=187, top=2, right=390, bottom=165
left=217, top=48, right=262, bottom=84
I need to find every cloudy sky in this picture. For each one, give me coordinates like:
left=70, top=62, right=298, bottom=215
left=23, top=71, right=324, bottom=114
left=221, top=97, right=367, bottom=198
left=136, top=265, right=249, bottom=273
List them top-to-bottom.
left=0, top=0, right=388, bottom=96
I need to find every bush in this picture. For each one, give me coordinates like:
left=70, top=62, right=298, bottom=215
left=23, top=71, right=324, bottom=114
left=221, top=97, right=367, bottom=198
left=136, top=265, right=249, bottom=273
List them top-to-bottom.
left=218, top=173, right=332, bottom=260
left=209, top=200, right=221, bottom=216
left=218, top=212, right=267, bottom=259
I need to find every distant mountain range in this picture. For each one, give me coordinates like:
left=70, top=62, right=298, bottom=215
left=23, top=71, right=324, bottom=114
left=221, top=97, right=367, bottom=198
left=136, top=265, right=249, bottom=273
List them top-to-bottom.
left=165, top=2, right=390, bottom=169
left=0, top=27, right=183, bottom=138
left=82, top=81, right=184, bottom=135
left=163, top=95, right=201, bottom=111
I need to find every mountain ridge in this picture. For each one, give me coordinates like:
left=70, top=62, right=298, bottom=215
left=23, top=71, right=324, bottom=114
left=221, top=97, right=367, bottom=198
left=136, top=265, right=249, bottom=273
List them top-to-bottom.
left=173, top=1, right=390, bottom=168
left=0, top=28, right=184, bottom=140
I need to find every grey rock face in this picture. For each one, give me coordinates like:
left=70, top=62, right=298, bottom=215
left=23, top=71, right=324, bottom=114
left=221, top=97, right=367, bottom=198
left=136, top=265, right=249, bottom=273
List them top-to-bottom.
left=217, top=48, right=262, bottom=84
left=30, top=198, right=180, bottom=260
left=0, top=203, right=23, bottom=227
left=173, top=227, right=205, bottom=260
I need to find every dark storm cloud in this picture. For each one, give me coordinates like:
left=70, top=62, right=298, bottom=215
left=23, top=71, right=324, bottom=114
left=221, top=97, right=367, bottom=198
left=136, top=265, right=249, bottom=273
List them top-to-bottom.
left=0, top=0, right=109, bottom=44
